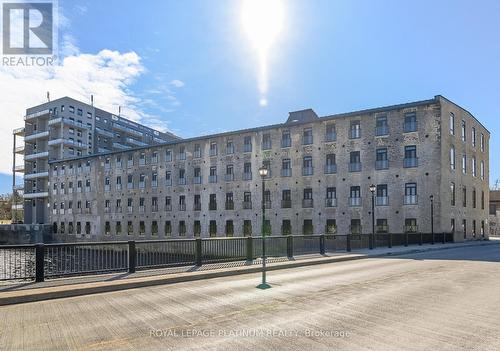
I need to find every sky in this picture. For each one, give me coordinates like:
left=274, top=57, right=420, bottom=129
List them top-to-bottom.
left=1, top=0, right=500, bottom=194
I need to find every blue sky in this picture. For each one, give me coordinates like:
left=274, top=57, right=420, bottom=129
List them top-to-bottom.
left=2, top=0, right=500, bottom=194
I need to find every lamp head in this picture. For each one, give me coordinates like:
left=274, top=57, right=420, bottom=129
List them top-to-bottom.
left=259, top=166, right=268, bottom=178
left=369, top=184, right=376, bottom=193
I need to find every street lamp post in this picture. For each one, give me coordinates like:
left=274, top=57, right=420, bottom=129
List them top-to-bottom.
left=257, top=165, right=270, bottom=289
left=369, top=184, right=376, bottom=250
left=430, top=195, right=434, bottom=244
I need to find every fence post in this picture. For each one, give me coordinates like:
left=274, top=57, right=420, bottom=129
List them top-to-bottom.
left=419, top=232, right=423, bottom=246
left=442, top=232, right=446, bottom=244
left=388, top=233, right=392, bottom=248
left=404, top=233, right=408, bottom=247
left=319, top=234, right=325, bottom=255
left=346, top=234, right=351, bottom=252
left=287, top=235, right=293, bottom=258
left=246, top=236, right=253, bottom=261
left=195, top=238, right=203, bottom=266
left=128, top=240, right=136, bottom=273
left=35, top=243, right=44, bottom=282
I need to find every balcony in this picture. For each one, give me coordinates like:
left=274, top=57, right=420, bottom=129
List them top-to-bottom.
left=25, top=109, right=50, bottom=121
left=404, top=121, right=418, bottom=133
left=112, top=123, right=143, bottom=137
left=375, top=126, right=389, bottom=136
left=13, top=127, right=25, bottom=136
left=95, top=127, right=115, bottom=138
left=349, top=129, right=361, bottom=139
left=24, top=130, right=49, bottom=142
left=325, top=132, right=337, bottom=142
left=302, top=135, right=313, bottom=145
left=125, top=137, right=148, bottom=147
left=281, top=138, right=291, bottom=148
left=48, top=139, right=88, bottom=149
left=261, top=141, right=272, bottom=150
left=113, top=142, right=130, bottom=150
left=243, top=144, right=252, bottom=153
left=14, top=145, right=25, bottom=154
left=209, top=148, right=217, bottom=157
left=193, top=150, right=202, bottom=158
left=24, top=151, right=48, bottom=161
left=404, top=158, right=418, bottom=168
left=375, top=160, right=389, bottom=170
left=349, top=162, right=362, bottom=172
left=14, top=164, right=25, bottom=172
left=324, top=164, right=337, bottom=174
left=302, top=167, right=313, bottom=176
left=24, top=171, right=49, bottom=180
left=243, top=172, right=252, bottom=181
left=225, top=174, right=234, bottom=182
left=209, top=175, right=217, bottom=183
left=193, top=176, right=202, bottom=184
left=178, top=178, right=186, bottom=185
left=165, top=179, right=172, bottom=186
left=116, top=184, right=122, bottom=191
left=23, top=191, right=49, bottom=199
left=404, top=195, right=418, bottom=205
left=376, top=196, right=389, bottom=206
left=349, top=197, right=361, bottom=207
left=325, top=198, right=337, bottom=207
left=302, top=199, right=314, bottom=208
left=281, top=200, right=291, bottom=208
left=243, top=201, right=252, bottom=209
left=405, top=225, right=418, bottom=233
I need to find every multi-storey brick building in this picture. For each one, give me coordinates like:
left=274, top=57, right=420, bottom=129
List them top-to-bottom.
left=47, top=95, right=490, bottom=241
left=12, top=97, right=179, bottom=224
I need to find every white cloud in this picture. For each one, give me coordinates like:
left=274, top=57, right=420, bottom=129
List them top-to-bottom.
left=0, top=47, right=165, bottom=175
left=170, top=79, right=185, bottom=88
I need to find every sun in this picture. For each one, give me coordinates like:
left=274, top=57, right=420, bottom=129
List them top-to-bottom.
left=242, top=0, right=284, bottom=106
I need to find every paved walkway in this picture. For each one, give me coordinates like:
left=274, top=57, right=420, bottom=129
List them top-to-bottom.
left=0, top=239, right=497, bottom=305
left=1, top=243, right=500, bottom=350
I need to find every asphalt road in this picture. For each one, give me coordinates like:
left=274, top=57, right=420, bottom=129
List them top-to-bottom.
left=1, top=244, right=500, bottom=351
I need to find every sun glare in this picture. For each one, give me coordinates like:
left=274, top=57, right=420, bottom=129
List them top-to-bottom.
left=242, top=0, right=284, bottom=107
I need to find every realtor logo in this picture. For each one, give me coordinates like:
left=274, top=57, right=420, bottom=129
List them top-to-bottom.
left=2, top=2, right=53, bottom=55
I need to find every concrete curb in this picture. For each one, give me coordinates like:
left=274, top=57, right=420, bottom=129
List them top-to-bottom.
left=0, top=240, right=497, bottom=306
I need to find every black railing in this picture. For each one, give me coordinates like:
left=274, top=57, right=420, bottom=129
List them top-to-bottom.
left=0, top=233, right=454, bottom=282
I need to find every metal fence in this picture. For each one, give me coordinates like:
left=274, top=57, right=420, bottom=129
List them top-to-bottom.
left=0, top=233, right=454, bottom=282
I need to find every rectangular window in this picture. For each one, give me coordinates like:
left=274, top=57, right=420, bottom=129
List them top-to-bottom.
left=404, top=112, right=417, bottom=132
left=449, top=112, right=455, bottom=135
left=375, top=115, right=388, bottom=136
left=461, top=120, right=466, bottom=142
left=349, top=121, right=361, bottom=139
left=325, top=124, right=336, bottom=141
left=472, top=127, right=476, bottom=147
left=302, top=128, right=313, bottom=145
left=281, top=130, right=291, bottom=148
left=262, top=133, right=272, bottom=150
left=480, top=133, right=485, bottom=152
left=243, top=136, right=252, bottom=152
left=226, top=139, right=234, bottom=154
left=194, top=144, right=201, bottom=158
left=404, top=145, right=418, bottom=168
left=178, top=146, right=186, bottom=160
left=450, top=146, right=455, bottom=170
left=375, top=148, right=388, bottom=170
left=166, top=149, right=172, bottom=162
left=349, top=151, right=361, bottom=172
left=325, top=154, right=337, bottom=173
left=462, top=154, right=467, bottom=174
left=302, top=156, right=313, bottom=176
left=472, top=157, right=477, bottom=177
left=281, top=158, right=292, bottom=177
left=480, top=161, right=485, bottom=180
left=243, top=162, right=252, bottom=180
left=225, top=164, right=234, bottom=181
left=209, top=166, right=217, bottom=183
left=194, top=167, right=202, bottom=184
left=178, top=169, right=186, bottom=185
left=165, top=171, right=172, bottom=186
left=451, top=182, right=455, bottom=206
left=404, top=183, right=417, bottom=205
left=376, top=184, right=388, bottom=206
left=349, top=186, right=361, bottom=206
left=462, top=186, right=467, bottom=207
left=326, top=187, right=337, bottom=207
left=303, top=188, right=313, bottom=208
left=472, top=188, right=477, bottom=208
left=281, top=189, right=291, bottom=208
left=225, top=192, right=234, bottom=210
left=243, top=192, right=252, bottom=209
left=194, top=194, right=201, bottom=211
left=209, top=194, right=217, bottom=210
left=405, top=218, right=417, bottom=233
left=282, top=219, right=292, bottom=235
left=326, top=219, right=337, bottom=234
left=350, top=219, right=361, bottom=234
left=376, top=219, right=389, bottom=233
left=209, top=220, right=217, bottom=237
left=225, top=220, right=234, bottom=237
left=243, top=220, right=252, bottom=236
left=303, top=220, right=313, bottom=235
left=127, top=221, right=133, bottom=235
left=165, top=221, right=172, bottom=236
left=179, top=221, right=186, bottom=236
left=194, top=221, right=201, bottom=237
